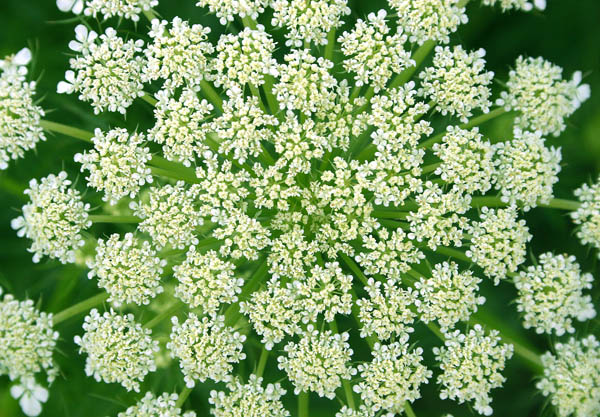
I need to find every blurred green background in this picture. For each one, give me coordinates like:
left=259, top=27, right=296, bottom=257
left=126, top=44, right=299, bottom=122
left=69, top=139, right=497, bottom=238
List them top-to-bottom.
left=0, top=1, right=599, bottom=416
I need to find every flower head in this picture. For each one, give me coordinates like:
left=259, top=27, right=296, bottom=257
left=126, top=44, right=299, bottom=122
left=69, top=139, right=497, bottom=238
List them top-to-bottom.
left=84, top=0, right=158, bottom=22
left=196, top=0, right=270, bottom=24
left=482, top=0, right=546, bottom=12
left=11, top=172, right=91, bottom=264
left=571, top=176, right=600, bottom=254
left=74, top=309, right=158, bottom=392
left=433, top=325, right=514, bottom=416
left=10, top=376, right=50, bottom=417
left=118, top=392, right=196, bottom=417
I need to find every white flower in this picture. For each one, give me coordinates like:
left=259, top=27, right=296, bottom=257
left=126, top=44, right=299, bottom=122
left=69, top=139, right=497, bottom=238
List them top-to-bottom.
left=56, top=0, right=84, bottom=14
left=84, top=0, right=158, bottom=22
left=196, top=0, right=270, bottom=25
left=388, top=0, right=468, bottom=45
left=481, top=0, right=545, bottom=11
left=68, top=24, right=98, bottom=53
left=419, top=46, right=494, bottom=122
left=497, top=56, right=590, bottom=136
left=74, top=128, right=153, bottom=205
left=492, top=129, right=561, bottom=211
left=11, top=172, right=91, bottom=264
left=571, top=176, right=600, bottom=254
left=87, top=233, right=166, bottom=307
left=514, top=253, right=595, bottom=336
left=74, top=309, right=158, bottom=392
left=168, top=314, right=246, bottom=387
left=433, top=325, right=514, bottom=416
left=278, top=326, right=356, bottom=399
left=537, top=336, right=600, bottom=417
left=354, top=338, right=432, bottom=414
left=209, top=375, right=290, bottom=417
left=10, top=377, right=49, bottom=417
left=118, top=392, right=196, bottom=417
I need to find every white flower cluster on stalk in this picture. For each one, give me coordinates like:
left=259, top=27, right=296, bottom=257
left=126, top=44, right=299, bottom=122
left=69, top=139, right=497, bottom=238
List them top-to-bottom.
left=3, top=0, right=598, bottom=416
left=0, top=48, right=45, bottom=170
left=74, top=309, right=158, bottom=392
left=537, top=336, right=600, bottom=417
left=117, top=392, right=196, bottom=417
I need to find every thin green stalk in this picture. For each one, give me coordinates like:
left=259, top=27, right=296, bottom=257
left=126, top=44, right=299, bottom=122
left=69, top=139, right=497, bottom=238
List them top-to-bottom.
left=142, top=9, right=158, bottom=22
left=241, top=16, right=258, bottom=30
left=324, top=28, right=336, bottom=61
left=389, top=40, right=436, bottom=89
left=263, top=75, right=280, bottom=115
left=199, top=80, right=224, bottom=112
left=249, top=84, right=268, bottom=113
left=141, top=92, right=158, bottom=106
left=419, top=107, right=507, bottom=149
left=40, top=119, right=93, bottom=142
left=422, top=162, right=441, bottom=175
left=150, top=166, right=199, bottom=184
left=470, top=196, right=581, bottom=211
left=372, top=209, right=408, bottom=220
left=89, top=215, right=141, bottom=224
left=433, top=246, right=471, bottom=263
left=340, top=253, right=369, bottom=286
left=224, top=259, right=269, bottom=326
left=53, top=292, right=108, bottom=325
left=143, top=302, right=182, bottom=329
left=329, top=319, right=356, bottom=410
left=256, top=348, right=269, bottom=378
left=175, top=386, right=193, bottom=408
left=298, top=392, right=309, bottom=417
left=404, top=402, right=418, bottom=417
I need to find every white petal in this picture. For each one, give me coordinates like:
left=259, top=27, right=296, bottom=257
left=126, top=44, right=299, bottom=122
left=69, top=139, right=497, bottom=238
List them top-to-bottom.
left=56, top=0, right=75, bottom=12
left=72, top=0, right=84, bottom=14
left=534, top=0, right=546, bottom=10
left=74, top=24, right=88, bottom=43
left=68, top=40, right=83, bottom=52
left=14, top=48, right=32, bottom=66
left=65, top=70, right=76, bottom=83
left=572, top=70, right=583, bottom=85
left=57, top=81, right=73, bottom=94
left=577, top=84, right=591, bottom=103
left=10, top=385, right=25, bottom=399
left=32, top=386, right=48, bottom=403
left=20, top=394, right=42, bottom=417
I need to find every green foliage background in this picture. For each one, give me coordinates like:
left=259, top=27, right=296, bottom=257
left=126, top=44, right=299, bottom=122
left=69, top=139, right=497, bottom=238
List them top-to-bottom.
left=0, top=1, right=599, bottom=416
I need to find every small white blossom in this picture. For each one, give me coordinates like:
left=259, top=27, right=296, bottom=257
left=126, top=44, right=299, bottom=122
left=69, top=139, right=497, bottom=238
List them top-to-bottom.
left=56, top=0, right=84, bottom=14
left=84, top=0, right=158, bottom=22
left=196, top=0, right=270, bottom=24
left=271, top=0, right=351, bottom=47
left=388, top=0, right=468, bottom=45
left=481, top=0, right=546, bottom=12
left=339, top=10, right=414, bottom=92
left=143, top=18, right=214, bottom=87
left=58, top=26, right=145, bottom=114
left=213, top=27, right=278, bottom=90
left=419, top=46, right=494, bottom=122
left=0, top=48, right=46, bottom=170
left=497, top=56, right=590, bottom=136
left=149, top=87, right=213, bottom=166
left=433, top=126, right=496, bottom=194
left=74, top=128, right=153, bottom=205
left=492, top=129, right=561, bottom=210
left=11, top=172, right=91, bottom=264
left=571, top=176, right=600, bottom=255
left=131, top=181, right=203, bottom=250
left=466, top=206, right=532, bottom=284
left=87, top=233, right=166, bottom=307
left=174, top=248, right=243, bottom=315
left=514, top=253, right=595, bottom=336
left=414, top=262, right=486, bottom=332
left=357, top=278, right=417, bottom=340
left=74, top=309, right=159, bottom=392
left=168, top=314, right=246, bottom=387
left=433, top=325, right=514, bottom=416
left=278, top=326, right=356, bottom=399
left=537, top=336, right=600, bottom=417
left=354, top=338, right=432, bottom=414
left=209, top=374, right=290, bottom=417
left=10, top=376, right=50, bottom=417
left=118, top=392, right=196, bottom=417
left=335, top=405, right=375, bottom=417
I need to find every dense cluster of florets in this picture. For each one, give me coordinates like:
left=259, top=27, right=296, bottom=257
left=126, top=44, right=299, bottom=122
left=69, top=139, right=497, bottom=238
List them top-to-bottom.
left=117, top=392, right=196, bottom=417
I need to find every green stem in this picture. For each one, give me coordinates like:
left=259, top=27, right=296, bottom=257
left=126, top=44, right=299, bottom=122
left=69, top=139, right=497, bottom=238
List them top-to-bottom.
left=142, top=8, right=158, bottom=22
left=241, top=16, right=257, bottom=30
left=324, top=28, right=336, bottom=61
left=389, top=40, right=436, bottom=89
left=263, top=75, right=280, bottom=116
left=199, top=80, right=223, bottom=112
left=249, top=83, right=268, bottom=113
left=141, top=92, right=158, bottom=106
left=419, top=108, right=508, bottom=149
left=40, top=119, right=93, bottom=142
left=422, top=162, right=441, bottom=175
left=150, top=166, right=199, bottom=184
left=470, top=196, right=581, bottom=211
left=372, top=209, right=408, bottom=220
left=89, top=215, right=141, bottom=224
left=433, top=246, right=471, bottom=263
left=339, top=253, right=369, bottom=286
left=224, top=259, right=270, bottom=326
left=53, top=292, right=108, bottom=325
left=143, top=302, right=182, bottom=329
left=329, top=320, right=356, bottom=409
left=256, top=348, right=269, bottom=378
left=175, top=386, right=193, bottom=408
left=298, top=392, right=309, bottom=417
left=404, top=402, right=418, bottom=417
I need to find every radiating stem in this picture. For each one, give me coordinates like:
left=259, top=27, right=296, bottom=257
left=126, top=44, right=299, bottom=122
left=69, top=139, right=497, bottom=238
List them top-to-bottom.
left=142, top=9, right=158, bottom=22
left=325, top=29, right=336, bottom=61
left=389, top=40, right=436, bottom=89
left=263, top=75, right=280, bottom=115
left=199, top=80, right=224, bottom=112
left=141, top=92, right=158, bottom=106
left=419, top=107, right=508, bottom=149
left=40, top=119, right=93, bottom=142
left=150, top=166, right=199, bottom=184
left=470, top=196, right=581, bottom=211
left=372, top=209, right=408, bottom=220
left=89, top=215, right=141, bottom=224
left=433, top=246, right=471, bottom=263
left=340, top=253, right=369, bottom=286
left=224, top=259, right=269, bottom=326
left=53, top=292, right=108, bottom=325
left=143, top=302, right=182, bottom=329
left=329, top=319, right=356, bottom=409
left=256, top=348, right=269, bottom=378
left=175, top=386, right=193, bottom=408
left=298, top=392, right=309, bottom=417
left=404, top=402, right=418, bottom=417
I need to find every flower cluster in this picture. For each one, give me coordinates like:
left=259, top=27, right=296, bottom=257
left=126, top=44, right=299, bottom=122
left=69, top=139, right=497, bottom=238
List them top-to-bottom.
left=84, top=0, right=158, bottom=21
left=0, top=48, right=45, bottom=170
left=571, top=176, right=600, bottom=254
left=74, top=309, right=158, bottom=392
left=433, top=325, right=514, bottom=416
left=117, top=392, right=196, bottom=417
